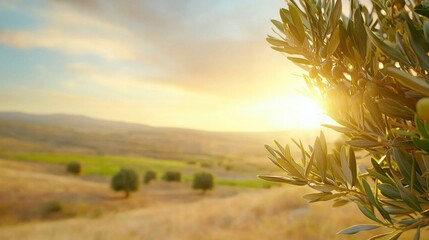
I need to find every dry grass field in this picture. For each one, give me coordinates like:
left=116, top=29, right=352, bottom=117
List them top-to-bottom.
left=0, top=158, right=415, bottom=240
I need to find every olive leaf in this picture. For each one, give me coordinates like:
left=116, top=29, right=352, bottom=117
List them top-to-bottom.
left=264, top=0, right=429, bottom=238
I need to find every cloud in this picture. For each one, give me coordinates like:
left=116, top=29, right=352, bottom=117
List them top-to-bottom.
left=0, top=0, right=297, bottom=98
left=0, top=0, right=154, bottom=62
left=0, top=0, right=317, bottom=131
left=1, top=29, right=141, bottom=61
left=160, top=38, right=302, bottom=98
left=66, top=62, right=182, bottom=94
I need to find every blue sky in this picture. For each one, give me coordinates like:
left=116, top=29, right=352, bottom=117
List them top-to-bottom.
left=0, top=0, right=330, bottom=131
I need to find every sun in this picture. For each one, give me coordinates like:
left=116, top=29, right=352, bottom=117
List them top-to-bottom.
left=258, top=93, right=335, bottom=130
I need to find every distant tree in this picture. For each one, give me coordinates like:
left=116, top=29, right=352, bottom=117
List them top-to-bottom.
left=66, top=162, right=81, bottom=175
left=200, top=162, right=212, bottom=169
left=224, top=164, right=233, bottom=171
left=111, top=168, right=139, bottom=198
left=143, top=170, right=157, bottom=184
left=162, top=171, right=181, bottom=182
left=192, top=172, right=214, bottom=194
left=42, top=200, right=62, bottom=215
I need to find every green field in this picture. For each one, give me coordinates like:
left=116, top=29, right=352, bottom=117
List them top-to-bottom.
left=4, top=152, right=275, bottom=188
left=7, top=153, right=188, bottom=175
left=217, top=179, right=278, bottom=188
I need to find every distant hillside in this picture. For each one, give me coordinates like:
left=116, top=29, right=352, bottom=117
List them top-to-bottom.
left=0, top=112, right=336, bottom=162
left=0, top=112, right=153, bottom=133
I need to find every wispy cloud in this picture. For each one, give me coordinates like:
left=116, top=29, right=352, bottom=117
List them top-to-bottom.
left=0, top=0, right=316, bottom=131
left=1, top=0, right=295, bottom=95
left=0, top=2, right=144, bottom=61
left=66, top=62, right=183, bottom=94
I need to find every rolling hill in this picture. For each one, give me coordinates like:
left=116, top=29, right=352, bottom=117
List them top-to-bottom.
left=0, top=112, right=336, bottom=163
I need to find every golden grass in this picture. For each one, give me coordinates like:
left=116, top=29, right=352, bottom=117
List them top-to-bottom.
left=0, top=159, right=416, bottom=240
left=0, top=186, right=408, bottom=240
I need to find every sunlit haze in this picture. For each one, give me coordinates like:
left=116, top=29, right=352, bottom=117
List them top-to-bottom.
left=0, top=0, right=334, bottom=132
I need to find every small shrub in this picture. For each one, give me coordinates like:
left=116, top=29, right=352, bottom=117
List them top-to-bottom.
left=186, top=160, right=197, bottom=165
left=66, top=161, right=81, bottom=175
left=200, top=162, right=212, bottom=169
left=224, top=164, right=233, bottom=171
left=111, top=168, right=139, bottom=198
left=143, top=170, right=157, bottom=184
left=162, top=171, right=181, bottom=182
left=192, top=172, right=214, bottom=193
left=42, top=200, right=62, bottom=215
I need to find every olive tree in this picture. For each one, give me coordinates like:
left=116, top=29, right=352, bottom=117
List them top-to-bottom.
left=260, top=0, right=429, bottom=238
left=66, top=161, right=81, bottom=175
left=111, top=168, right=139, bottom=198
left=143, top=170, right=157, bottom=184
left=162, top=171, right=181, bottom=182
left=192, top=172, right=214, bottom=193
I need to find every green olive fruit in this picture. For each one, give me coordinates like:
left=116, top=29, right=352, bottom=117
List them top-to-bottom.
left=386, top=0, right=391, bottom=8
left=394, top=0, right=405, bottom=10
left=331, top=66, right=343, bottom=79
left=309, top=67, right=318, bottom=79
left=357, top=78, right=367, bottom=88
left=365, top=82, right=379, bottom=97
left=417, top=98, right=429, bottom=121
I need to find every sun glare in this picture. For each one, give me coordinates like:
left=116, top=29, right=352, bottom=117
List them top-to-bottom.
left=256, top=93, right=335, bottom=130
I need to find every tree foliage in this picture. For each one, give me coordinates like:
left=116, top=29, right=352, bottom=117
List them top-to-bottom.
left=261, top=0, right=429, bottom=238
left=66, top=161, right=81, bottom=175
left=111, top=168, right=139, bottom=198
left=144, top=170, right=157, bottom=184
left=162, top=171, right=181, bottom=182
left=192, top=172, right=214, bottom=193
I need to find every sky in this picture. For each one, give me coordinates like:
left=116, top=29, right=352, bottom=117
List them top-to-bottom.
left=0, top=0, right=333, bottom=132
